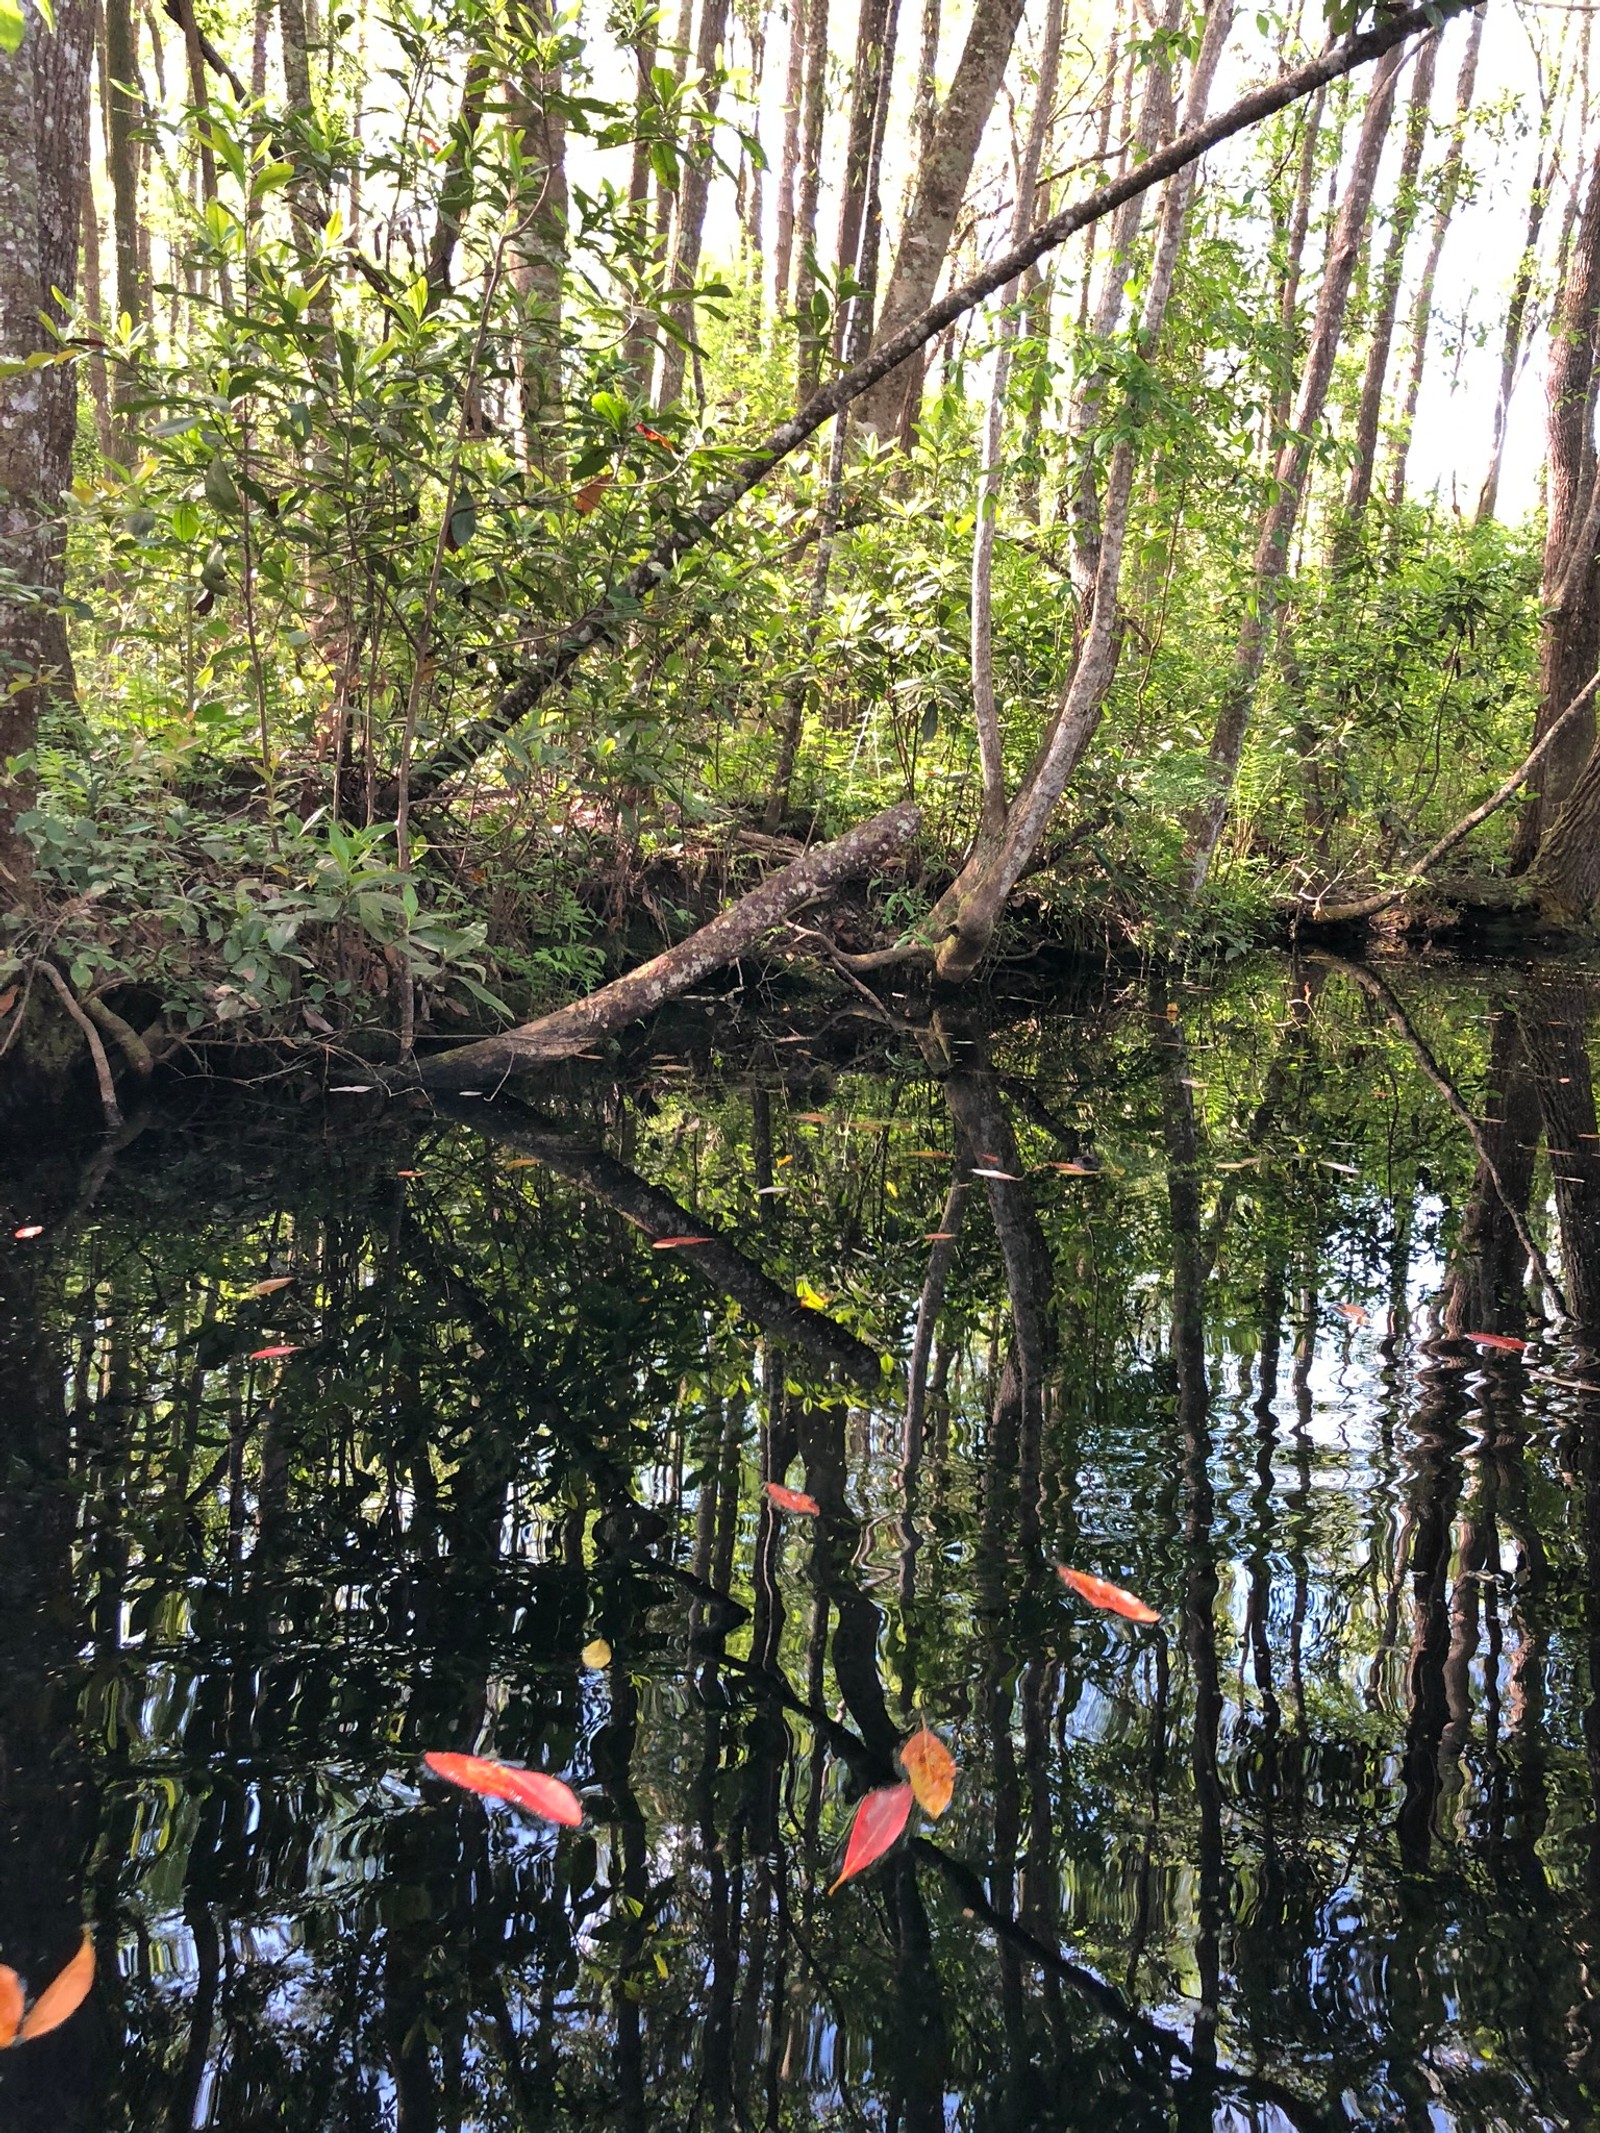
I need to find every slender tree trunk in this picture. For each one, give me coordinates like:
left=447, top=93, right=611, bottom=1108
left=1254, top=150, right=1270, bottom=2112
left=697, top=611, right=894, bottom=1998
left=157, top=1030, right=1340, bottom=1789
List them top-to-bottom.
left=0, top=0, right=96, bottom=890
left=103, top=0, right=144, bottom=456
left=278, top=0, right=331, bottom=286
left=508, top=0, right=569, bottom=455
left=658, top=0, right=732, bottom=404
left=772, top=0, right=806, bottom=311
left=790, top=0, right=830, bottom=401
left=831, top=0, right=894, bottom=363
left=854, top=0, right=1029, bottom=441
left=912, top=0, right=940, bottom=169
left=928, top=0, right=1236, bottom=980
left=971, top=0, right=1065, bottom=840
left=1385, top=6, right=1483, bottom=514
left=621, top=13, right=660, bottom=381
left=1342, top=33, right=1437, bottom=524
left=1186, top=41, right=1407, bottom=893
left=423, top=46, right=492, bottom=308
left=1270, top=85, right=1324, bottom=446
left=1515, top=133, right=1600, bottom=885
left=1477, top=137, right=1556, bottom=524
left=80, top=163, right=115, bottom=458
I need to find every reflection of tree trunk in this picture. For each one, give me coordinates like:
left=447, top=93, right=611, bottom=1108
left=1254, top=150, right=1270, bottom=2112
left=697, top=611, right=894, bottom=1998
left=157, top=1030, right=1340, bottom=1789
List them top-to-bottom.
left=1520, top=978, right=1600, bottom=1340
left=1440, top=1009, right=1540, bottom=1336
left=1395, top=1345, right=1470, bottom=1870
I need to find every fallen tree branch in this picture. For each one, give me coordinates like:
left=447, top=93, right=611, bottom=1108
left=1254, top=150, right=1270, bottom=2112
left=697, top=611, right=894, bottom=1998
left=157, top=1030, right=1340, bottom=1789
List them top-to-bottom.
left=411, top=0, right=1470, bottom=798
left=1299, top=670, right=1600, bottom=923
left=417, top=800, right=920, bottom=1083
left=36, top=962, right=122, bottom=1127
left=435, top=1097, right=890, bottom=1388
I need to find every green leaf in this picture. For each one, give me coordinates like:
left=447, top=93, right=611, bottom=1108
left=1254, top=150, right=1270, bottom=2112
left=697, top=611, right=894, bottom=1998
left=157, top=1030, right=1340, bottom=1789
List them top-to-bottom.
left=0, top=0, right=26, bottom=53
left=204, top=457, right=242, bottom=514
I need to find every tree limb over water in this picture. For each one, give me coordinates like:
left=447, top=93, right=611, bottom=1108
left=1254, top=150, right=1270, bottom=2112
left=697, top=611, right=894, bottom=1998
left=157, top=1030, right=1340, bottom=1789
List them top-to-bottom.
left=411, top=0, right=1476, bottom=798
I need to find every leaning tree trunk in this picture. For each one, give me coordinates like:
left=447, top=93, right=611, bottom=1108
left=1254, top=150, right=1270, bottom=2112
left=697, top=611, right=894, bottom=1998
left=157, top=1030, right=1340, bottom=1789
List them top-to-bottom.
left=0, top=0, right=96, bottom=894
left=853, top=0, right=1028, bottom=442
left=1186, top=40, right=1407, bottom=894
left=1515, top=136, right=1600, bottom=879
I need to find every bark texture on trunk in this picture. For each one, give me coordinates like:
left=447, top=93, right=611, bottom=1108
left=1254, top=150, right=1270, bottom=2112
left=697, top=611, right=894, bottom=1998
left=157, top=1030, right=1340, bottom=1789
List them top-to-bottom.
left=0, top=0, right=95, bottom=891
left=103, top=0, right=143, bottom=454
left=508, top=0, right=569, bottom=449
left=658, top=0, right=732, bottom=404
left=790, top=0, right=830, bottom=401
left=853, top=0, right=1028, bottom=441
left=1186, top=42, right=1406, bottom=893
left=1270, top=84, right=1324, bottom=446
left=1477, top=127, right=1556, bottom=524
left=1516, top=137, right=1600, bottom=878
left=418, top=801, right=919, bottom=1081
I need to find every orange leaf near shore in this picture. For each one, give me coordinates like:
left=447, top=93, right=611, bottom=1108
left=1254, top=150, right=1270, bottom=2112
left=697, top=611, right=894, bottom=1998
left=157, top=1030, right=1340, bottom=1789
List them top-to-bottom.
left=574, top=474, right=614, bottom=514
left=653, top=1235, right=713, bottom=1249
left=1334, top=1302, right=1369, bottom=1327
left=1464, top=1331, right=1528, bottom=1352
left=765, top=1481, right=820, bottom=1516
left=1058, top=1566, right=1160, bottom=1625
left=899, top=1728, right=956, bottom=1819
left=423, top=1752, right=583, bottom=1826
left=830, top=1782, right=913, bottom=1892
left=0, top=1966, right=21, bottom=2049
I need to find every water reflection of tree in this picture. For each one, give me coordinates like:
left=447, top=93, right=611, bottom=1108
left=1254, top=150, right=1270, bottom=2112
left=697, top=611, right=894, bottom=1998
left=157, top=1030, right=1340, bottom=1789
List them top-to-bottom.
left=13, top=965, right=1600, bottom=2127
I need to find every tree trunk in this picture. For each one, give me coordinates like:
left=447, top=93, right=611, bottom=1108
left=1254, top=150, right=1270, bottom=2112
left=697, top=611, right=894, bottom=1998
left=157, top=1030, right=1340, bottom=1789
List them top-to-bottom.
left=0, top=0, right=95, bottom=890
left=103, top=0, right=143, bottom=456
left=278, top=0, right=331, bottom=285
left=508, top=0, right=569, bottom=453
left=658, top=0, right=732, bottom=404
left=772, top=0, right=806, bottom=311
left=790, top=0, right=830, bottom=401
left=832, top=0, right=895, bottom=363
left=853, top=0, right=1028, bottom=441
left=911, top=0, right=940, bottom=170
left=927, top=0, right=1235, bottom=981
left=971, top=0, right=1065, bottom=840
left=1384, top=6, right=1482, bottom=514
left=621, top=12, right=659, bottom=381
left=1342, top=33, right=1437, bottom=524
left=1186, top=41, right=1406, bottom=893
left=422, top=45, right=491, bottom=307
left=1270, top=85, right=1324, bottom=447
left=1476, top=130, right=1557, bottom=524
left=1515, top=137, right=1600, bottom=878
left=80, top=162, right=114, bottom=458
left=417, top=800, right=919, bottom=1080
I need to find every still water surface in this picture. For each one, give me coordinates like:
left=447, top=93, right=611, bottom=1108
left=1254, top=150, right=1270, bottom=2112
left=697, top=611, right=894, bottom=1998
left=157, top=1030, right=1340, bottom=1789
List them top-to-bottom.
left=3, top=955, right=1600, bottom=2130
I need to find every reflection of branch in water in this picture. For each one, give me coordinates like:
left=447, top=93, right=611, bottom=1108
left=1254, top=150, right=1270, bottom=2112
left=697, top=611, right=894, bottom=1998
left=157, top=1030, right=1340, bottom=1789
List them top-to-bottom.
left=1322, top=957, right=1571, bottom=1325
left=439, top=1095, right=888, bottom=1387
left=911, top=1839, right=1332, bottom=2133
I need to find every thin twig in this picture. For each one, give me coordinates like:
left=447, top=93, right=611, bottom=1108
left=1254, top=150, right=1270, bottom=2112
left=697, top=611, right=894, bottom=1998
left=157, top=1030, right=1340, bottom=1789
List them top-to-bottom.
left=36, top=962, right=123, bottom=1127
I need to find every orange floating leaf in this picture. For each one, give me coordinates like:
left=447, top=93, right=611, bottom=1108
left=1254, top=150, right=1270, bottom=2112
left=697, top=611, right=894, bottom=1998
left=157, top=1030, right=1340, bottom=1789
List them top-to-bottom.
left=635, top=424, right=675, bottom=449
left=573, top=474, right=614, bottom=514
left=0, top=986, right=18, bottom=1019
left=1045, top=1160, right=1095, bottom=1175
left=971, top=1167, right=1022, bottom=1182
left=396, top=1169, right=422, bottom=1178
left=13, top=1225, right=42, bottom=1240
left=922, top=1232, right=957, bottom=1242
left=652, top=1235, right=712, bottom=1249
left=247, top=1276, right=294, bottom=1297
left=1334, top=1302, right=1369, bottom=1327
left=1464, top=1331, right=1528, bottom=1352
left=249, top=1344, right=300, bottom=1360
left=765, top=1481, right=820, bottom=1516
left=1058, top=1565, right=1160, bottom=1625
left=898, top=1728, right=955, bottom=1819
left=423, top=1752, right=583, bottom=1826
left=830, top=1783, right=913, bottom=1892
left=14, top=1933, right=94, bottom=2045
left=0, top=1966, right=21, bottom=2049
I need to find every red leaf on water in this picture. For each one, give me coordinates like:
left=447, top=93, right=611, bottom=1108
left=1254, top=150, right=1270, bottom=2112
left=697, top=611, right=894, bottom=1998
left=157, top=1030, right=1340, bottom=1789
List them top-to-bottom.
left=12, top=1226, right=42, bottom=1240
left=653, top=1235, right=712, bottom=1249
left=1334, top=1302, right=1369, bottom=1327
left=1464, top=1331, right=1528, bottom=1352
left=249, top=1344, right=300, bottom=1360
left=764, top=1481, right=820, bottom=1516
left=1058, top=1566, right=1160, bottom=1625
left=898, top=1728, right=956, bottom=1818
left=423, top=1752, right=583, bottom=1826
left=830, top=1783, right=913, bottom=1892
left=13, top=1933, right=94, bottom=2045
left=0, top=1967, right=21, bottom=2049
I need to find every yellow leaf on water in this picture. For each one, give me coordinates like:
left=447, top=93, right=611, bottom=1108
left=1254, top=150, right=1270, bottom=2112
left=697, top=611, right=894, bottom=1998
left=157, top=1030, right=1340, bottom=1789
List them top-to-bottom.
left=581, top=1638, right=612, bottom=1668
left=898, top=1726, right=956, bottom=1819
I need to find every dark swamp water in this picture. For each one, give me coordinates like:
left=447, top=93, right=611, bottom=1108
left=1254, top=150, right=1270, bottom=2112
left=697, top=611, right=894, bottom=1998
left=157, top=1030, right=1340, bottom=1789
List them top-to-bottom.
left=8, top=956, right=1600, bottom=2130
